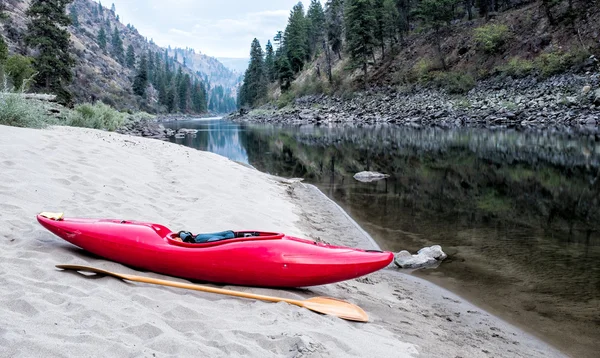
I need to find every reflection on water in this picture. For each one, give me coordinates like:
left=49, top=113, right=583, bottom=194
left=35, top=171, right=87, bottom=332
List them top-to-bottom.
left=164, top=119, right=600, bottom=357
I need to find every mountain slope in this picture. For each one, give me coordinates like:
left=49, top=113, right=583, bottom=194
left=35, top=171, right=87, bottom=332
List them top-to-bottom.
left=1, top=0, right=237, bottom=113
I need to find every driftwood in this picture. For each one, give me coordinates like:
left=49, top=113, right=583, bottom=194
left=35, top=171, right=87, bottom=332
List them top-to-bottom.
left=0, top=92, right=57, bottom=102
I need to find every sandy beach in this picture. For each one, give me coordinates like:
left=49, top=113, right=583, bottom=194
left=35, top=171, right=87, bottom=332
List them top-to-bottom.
left=0, top=125, right=567, bottom=357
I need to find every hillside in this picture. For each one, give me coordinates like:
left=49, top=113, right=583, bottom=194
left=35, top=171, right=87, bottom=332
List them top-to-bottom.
left=0, top=0, right=237, bottom=114
left=236, top=0, right=600, bottom=123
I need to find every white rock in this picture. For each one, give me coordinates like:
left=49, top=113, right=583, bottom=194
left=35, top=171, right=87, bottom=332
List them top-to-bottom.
left=353, top=171, right=390, bottom=183
left=394, top=245, right=447, bottom=269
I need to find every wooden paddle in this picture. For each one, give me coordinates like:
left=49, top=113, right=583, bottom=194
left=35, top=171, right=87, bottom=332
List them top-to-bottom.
left=56, top=264, right=368, bottom=322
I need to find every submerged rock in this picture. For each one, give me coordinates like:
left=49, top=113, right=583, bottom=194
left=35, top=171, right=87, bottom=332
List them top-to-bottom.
left=353, top=171, right=390, bottom=182
left=394, top=245, right=447, bottom=269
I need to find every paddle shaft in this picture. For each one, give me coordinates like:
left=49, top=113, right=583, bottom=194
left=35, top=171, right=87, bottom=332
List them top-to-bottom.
left=117, top=273, right=305, bottom=307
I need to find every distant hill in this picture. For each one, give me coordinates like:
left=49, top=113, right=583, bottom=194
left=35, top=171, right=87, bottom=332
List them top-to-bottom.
left=1, top=0, right=237, bottom=114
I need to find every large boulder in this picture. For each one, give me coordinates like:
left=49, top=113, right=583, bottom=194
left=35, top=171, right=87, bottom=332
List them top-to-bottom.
left=394, top=245, right=447, bottom=269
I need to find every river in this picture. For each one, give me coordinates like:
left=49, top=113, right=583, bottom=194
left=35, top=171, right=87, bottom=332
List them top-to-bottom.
left=163, top=117, right=600, bottom=357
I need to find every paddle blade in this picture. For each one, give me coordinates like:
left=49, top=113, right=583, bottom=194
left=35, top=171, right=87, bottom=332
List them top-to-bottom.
left=302, top=297, right=368, bottom=322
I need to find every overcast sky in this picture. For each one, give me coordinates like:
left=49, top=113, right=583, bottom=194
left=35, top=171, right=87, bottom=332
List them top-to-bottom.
left=107, top=0, right=322, bottom=59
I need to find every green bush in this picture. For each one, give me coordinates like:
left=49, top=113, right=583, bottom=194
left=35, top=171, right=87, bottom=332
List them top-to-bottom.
left=474, top=24, right=510, bottom=54
left=535, top=50, right=589, bottom=78
left=4, top=55, right=36, bottom=91
left=496, top=57, right=535, bottom=78
left=433, top=72, right=476, bottom=94
left=0, top=92, right=53, bottom=128
left=68, top=102, right=127, bottom=131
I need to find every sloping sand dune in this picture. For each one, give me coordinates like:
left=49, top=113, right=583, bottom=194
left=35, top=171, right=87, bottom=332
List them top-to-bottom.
left=0, top=125, right=565, bottom=357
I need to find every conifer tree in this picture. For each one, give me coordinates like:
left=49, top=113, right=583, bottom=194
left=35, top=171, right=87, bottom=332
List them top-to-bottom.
left=25, top=0, right=75, bottom=105
left=307, top=0, right=326, bottom=59
left=325, top=0, right=344, bottom=60
left=345, top=0, right=376, bottom=84
left=414, top=0, right=458, bottom=70
left=98, top=1, right=104, bottom=16
left=111, top=3, right=116, bottom=14
left=284, top=3, right=309, bottom=73
left=69, top=6, right=79, bottom=27
left=97, top=27, right=107, bottom=51
left=111, top=27, right=125, bottom=64
left=239, top=38, right=266, bottom=107
left=264, top=40, right=275, bottom=82
left=126, top=45, right=135, bottom=68
left=132, top=54, right=148, bottom=96
left=277, top=56, right=294, bottom=90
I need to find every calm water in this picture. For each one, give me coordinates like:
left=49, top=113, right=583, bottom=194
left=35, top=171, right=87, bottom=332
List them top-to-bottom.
left=164, top=118, right=600, bottom=357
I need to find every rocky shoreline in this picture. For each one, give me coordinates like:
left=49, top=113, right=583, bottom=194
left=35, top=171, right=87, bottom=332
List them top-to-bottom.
left=229, top=71, right=600, bottom=135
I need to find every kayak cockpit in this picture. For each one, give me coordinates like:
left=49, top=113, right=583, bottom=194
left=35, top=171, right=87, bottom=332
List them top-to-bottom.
left=166, top=231, right=285, bottom=248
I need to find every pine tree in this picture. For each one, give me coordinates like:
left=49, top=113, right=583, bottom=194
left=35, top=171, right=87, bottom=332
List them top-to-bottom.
left=25, top=0, right=75, bottom=105
left=307, top=0, right=326, bottom=59
left=326, top=0, right=344, bottom=60
left=345, top=0, right=377, bottom=84
left=414, top=0, right=458, bottom=70
left=98, top=1, right=104, bottom=16
left=111, top=3, right=116, bottom=14
left=284, top=3, right=309, bottom=73
left=69, top=5, right=79, bottom=27
left=97, top=27, right=107, bottom=51
left=111, top=27, right=125, bottom=64
left=239, top=38, right=266, bottom=107
left=264, top=40, right=275, bottom=82
left=126, top=45, right=135, bottom=68
left=132, top=54, right=148, bottom=96
left=277, top=56, right=294, bottom=90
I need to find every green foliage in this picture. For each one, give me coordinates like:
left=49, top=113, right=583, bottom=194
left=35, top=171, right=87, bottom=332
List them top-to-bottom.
left=25, top=0, right=75, bottom=105
left=307, top=0, right=326, bottom=58
left=326, top=0, right=344, bottom=59
left=345, top=0, right=377, bottom=82
left=284, top=3, right=309, bottom=73
left=69, top=6, right=79, bottom=27
left=474, top=24, right=510, bottom=54
left=97, top=27, right=107, bottom=50
left=111, top=27, right=125, bottom=64
left=0, top=36, right=8, bottom=64
left=239, top=38, right=267, bottom=107
left=264, top=40, right=276, bottom=82
left=126, top=45, right=135, bottom=68
left=536, top=50, right=588, bottom=78
left=132, top=54, right=148, bottom=96
left=4, top=55, right=36, bottom=91
left=496, top=57, right=535, bottom=78
left=432, top=71, right=476, bottom=94
left=0, top=92, right=53, bottom=128
left=68, top=102, right=127, bottom=131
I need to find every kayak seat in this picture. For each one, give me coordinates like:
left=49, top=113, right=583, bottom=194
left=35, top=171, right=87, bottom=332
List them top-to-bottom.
left=178, top=231, right=264, bottom=244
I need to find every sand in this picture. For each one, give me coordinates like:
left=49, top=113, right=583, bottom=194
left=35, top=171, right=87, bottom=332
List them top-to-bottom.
left=0, top=125, right=567, bottom=357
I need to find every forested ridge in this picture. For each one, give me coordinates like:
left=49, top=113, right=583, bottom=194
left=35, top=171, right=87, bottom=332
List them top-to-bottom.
left=0, top=0, right=238, bottom=114
left=239, top=0, right=600, bottom=109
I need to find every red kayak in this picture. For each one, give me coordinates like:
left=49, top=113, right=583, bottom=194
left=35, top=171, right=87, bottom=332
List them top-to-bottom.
left=37, top=213, right=393, bottom=287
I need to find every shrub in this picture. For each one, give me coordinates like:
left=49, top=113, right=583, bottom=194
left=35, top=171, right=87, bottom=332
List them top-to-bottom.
left=474, top=24, right=510, bottom=54
left=535, top=50, right=589, bottom=78
left=3, top=55, right=36, bottom=91
left=496, top=57, right=535, bottom=78
left=411, top=58, right=436, bottom=83
left=433, top=72, right=476, bottom=94
left=0, top=92, right=53, bottom=128
left=68, top=101, right=127, bottom=131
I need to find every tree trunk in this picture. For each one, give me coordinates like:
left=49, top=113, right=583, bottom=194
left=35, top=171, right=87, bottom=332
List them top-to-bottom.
left=465, top=0, right=473, bottom=20
left=435, top=28, right=447, bottom=70
left=323, top=38, right=333, bottom=83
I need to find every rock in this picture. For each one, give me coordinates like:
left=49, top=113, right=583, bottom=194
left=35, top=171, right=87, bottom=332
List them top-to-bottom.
left=582, top=85, right=592, bottom=95
left=353, top=171, right=390, bottom=183
left=394, top=245, right=447, bottom=269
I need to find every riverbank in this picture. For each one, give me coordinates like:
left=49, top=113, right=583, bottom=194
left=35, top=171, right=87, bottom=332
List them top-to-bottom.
left=230, top=72, right=600, bottom=135
left=0, top=124, right=567, bottom=357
